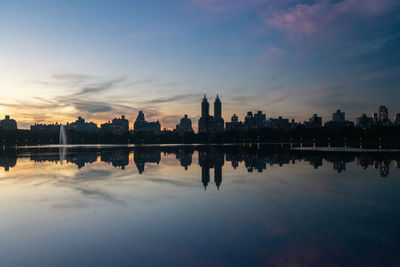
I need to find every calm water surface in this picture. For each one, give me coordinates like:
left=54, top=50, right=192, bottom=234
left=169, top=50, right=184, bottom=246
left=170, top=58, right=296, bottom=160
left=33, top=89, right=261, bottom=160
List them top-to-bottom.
left=0, top=145, right=399, bottom=266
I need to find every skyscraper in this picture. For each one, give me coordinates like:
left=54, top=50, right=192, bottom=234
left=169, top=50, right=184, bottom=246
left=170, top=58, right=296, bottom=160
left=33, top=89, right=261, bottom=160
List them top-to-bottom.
left=214, top=94, right=221, bottom=118
left=198, top=95, right=210, bottom=133
left=201, top=95, right=209, bottom=119
left=214, top=95, right=224, bottom=132
left=379, top=105, right=389, bottom=125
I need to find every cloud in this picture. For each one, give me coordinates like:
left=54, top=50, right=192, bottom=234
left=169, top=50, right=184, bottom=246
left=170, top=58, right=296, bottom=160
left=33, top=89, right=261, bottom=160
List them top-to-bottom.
left=194, top=0, right=269, bottom=13
left=265, top=0, right=398, bottom=38
left=262, top=46, right=286, bottom=60
left=0, top=73, right=157, bottom=126
left=51, top=73, right=92, bottom=81
left=75, top=76, right=126, bottom=96
left=265, top=92, right=291, bottom=106
left=147, top=93, right=201, bottom=104
left=69, top=99, right=113, bottom=113
left=160, top=115, right=183, bottom=128
left=74, top=169, right=113, bottom=181
left=146, top=177, right=193, bottom=187
left=74, top=187, right=125, bottom=205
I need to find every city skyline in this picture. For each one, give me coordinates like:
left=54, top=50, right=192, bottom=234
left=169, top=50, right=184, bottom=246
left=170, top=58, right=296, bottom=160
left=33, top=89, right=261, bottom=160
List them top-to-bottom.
left=1, top=0, right=399, bottom=129
left=2, top=95, right=400, bottom=132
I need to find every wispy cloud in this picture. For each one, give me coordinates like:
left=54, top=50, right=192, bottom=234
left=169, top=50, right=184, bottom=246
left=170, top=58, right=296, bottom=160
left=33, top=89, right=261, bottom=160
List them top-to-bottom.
left=193, top=0, right=269, bottom=13
left=265, top=0, right=398, bottom=38
left=262, top=46, right=286, bottom=60
left=0, top=73, right=161, bottom=126
left=74, top=77, right=126, bottom=96
left=265, top=92, right=291, bottom=106
left=147, top=93, right=201, bottom=104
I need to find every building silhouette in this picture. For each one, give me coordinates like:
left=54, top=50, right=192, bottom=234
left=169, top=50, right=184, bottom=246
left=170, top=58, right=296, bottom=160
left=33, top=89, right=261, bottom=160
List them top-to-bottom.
left=198, top=94, right=224, bottom=134
left=379, top=105, right=389, bottom=125
left=325, top=110, right=354, bottom=129
left=332, top=110, right=345, bottom=122
left=134, top=111, right=161, bottom=134
left=243, top=111, right=267, bottom=130
left=244, top=112, right=256, bottom=130
left=373, top=112, right=379, bottom=125
left=395, top=113, right=400, bottom=126
left=226, top=114, right=244, bottom=131
left=304, top=114, right=322, bottom=128
left=356, top=114, right=374, bottom=128
left=0, top=115, right=17, bottom=131
left=101, top=115, right=129, bottom=135
left=175, top=115, right=194, bottom=135
left=269, top=116, right=290, bottom=130
left=66, top=117, right=98, bottom=133
left=31, top=122, right=60, bottom=133
left=133, top=148, right=161, bottom=174
left=101, top=149, right=129, bottom=169
left=176, top=149, right=193, bottom=170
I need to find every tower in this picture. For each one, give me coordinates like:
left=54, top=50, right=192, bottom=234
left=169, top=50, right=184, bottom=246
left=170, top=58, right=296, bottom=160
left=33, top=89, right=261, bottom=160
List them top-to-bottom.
left=201, top=94, right=209, bottom=119
left=214, top=94, right=221, bottom=118
left=214, top=94, right=224, bottom=132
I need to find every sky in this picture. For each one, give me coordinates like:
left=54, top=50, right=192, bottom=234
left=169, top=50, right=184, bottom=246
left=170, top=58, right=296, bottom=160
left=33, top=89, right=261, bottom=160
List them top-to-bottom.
left=0, top=0, right=399, bottom=130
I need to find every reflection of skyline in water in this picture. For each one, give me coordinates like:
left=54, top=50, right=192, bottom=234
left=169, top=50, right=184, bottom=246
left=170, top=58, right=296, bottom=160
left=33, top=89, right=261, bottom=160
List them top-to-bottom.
left=0, top=146, right=400, bottom=266
left=1, top=146, right=399, bottom=184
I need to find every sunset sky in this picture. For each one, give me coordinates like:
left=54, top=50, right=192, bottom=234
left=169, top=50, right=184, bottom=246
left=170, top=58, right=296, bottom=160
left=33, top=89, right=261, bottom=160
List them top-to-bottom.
left=1, top=0, right=399, bottom=130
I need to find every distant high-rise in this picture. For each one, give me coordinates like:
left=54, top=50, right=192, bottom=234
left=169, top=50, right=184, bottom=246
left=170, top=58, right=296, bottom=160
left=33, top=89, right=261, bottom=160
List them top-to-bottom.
left=379, top=105, right=389, bottom=125
left=332, top=110, right=345, bottom=122
left=244, top=111, right=256, bottom=129
left=254, top=111, right=266, bottom=128
left=373, top=113, right=379, bottom=124
left=226, top=114, right=243, bottom=131
left=231, top=114, right=238, bottom=123
left=305, top=114, right=322, bottom=128
left=356, top=114, right=373, bottom=129
left=269, top=116, right=290, bottom=130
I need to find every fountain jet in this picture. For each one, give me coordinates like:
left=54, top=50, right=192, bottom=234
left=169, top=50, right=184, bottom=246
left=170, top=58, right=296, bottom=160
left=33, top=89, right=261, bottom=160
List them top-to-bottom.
left=59, top=125, right=67, bottom=165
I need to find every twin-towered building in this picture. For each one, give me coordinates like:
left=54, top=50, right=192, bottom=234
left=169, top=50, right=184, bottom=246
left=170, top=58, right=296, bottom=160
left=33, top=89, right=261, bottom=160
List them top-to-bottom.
left=198, top=94, right=224, bottom=134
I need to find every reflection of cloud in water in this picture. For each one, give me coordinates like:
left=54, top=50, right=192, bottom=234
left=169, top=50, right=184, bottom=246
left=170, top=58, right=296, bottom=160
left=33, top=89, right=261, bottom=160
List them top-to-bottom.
left=73, top=169, right=113, bottom=181
left=145, top=177, right=193, bottom=188
left=74, top=187, right=125, bottom=205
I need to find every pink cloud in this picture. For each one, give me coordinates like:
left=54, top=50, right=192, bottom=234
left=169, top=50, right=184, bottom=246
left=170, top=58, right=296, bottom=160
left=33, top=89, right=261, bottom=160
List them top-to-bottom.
left=193, top=0, right=269, bottom=13
left=265, top=0, right=398, bottom=37
left=262, top=46, right=286, bottom=59
left=264, top=92, right=291, bottom=106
